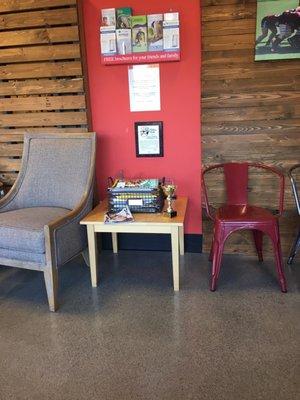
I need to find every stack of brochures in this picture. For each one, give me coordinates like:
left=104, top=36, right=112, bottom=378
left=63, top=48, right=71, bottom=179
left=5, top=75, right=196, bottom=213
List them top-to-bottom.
left=112, top=178, right=159, bottom=190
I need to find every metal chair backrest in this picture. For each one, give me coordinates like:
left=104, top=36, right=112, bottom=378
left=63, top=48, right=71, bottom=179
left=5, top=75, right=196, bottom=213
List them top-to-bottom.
left=202, top=162, right=285, bottom=220
left=223, top=163, right=249, bottom=205
left=288, top=164, right=300, bottom=215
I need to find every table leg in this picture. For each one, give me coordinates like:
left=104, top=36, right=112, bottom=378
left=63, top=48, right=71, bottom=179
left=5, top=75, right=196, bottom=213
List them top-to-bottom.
left=179, top=224, right=184, bottom=255
left=87, top=225, right=98, bottom=287
left=171, top=226, right=180, bottom=291
left=112, top=232, right=118, bottom=253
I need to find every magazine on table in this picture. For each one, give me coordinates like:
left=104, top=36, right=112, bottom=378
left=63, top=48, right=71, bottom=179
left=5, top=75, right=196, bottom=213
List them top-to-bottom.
left=104, top=205, right=134, bottom=224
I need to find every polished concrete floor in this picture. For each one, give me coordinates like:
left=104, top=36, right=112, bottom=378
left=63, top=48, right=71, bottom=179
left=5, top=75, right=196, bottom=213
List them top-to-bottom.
left=0, top=251, right=299, bottom=400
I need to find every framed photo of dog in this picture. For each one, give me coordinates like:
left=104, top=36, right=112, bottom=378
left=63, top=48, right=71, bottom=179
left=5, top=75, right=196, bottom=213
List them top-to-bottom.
left=255, top=0, right=300, bottom=61
left=135, top=121, right=163, bottom=157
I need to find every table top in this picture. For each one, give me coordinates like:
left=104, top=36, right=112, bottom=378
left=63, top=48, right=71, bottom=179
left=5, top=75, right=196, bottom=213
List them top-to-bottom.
left=80, top=196, right=188, bottom=226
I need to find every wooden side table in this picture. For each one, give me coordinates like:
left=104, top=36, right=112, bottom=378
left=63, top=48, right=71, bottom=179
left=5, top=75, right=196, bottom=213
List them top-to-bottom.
left=80, top=197, right=188, bottom=291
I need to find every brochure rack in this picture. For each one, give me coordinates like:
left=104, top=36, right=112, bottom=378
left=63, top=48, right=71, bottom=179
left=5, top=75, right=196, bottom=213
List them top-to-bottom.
left=100, top=8, right=180, bottom=65
left=107, top=179, right=164, bottom=213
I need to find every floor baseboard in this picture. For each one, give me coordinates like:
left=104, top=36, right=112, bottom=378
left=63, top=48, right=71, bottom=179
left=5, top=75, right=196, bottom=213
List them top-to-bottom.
left=100, top=233, right=202, bottom=253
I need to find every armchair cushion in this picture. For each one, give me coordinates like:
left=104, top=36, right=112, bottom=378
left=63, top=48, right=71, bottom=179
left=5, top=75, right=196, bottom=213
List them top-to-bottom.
left=0, top=207, right=70, bottom=254
left=0, top=248, right=45, bottom=264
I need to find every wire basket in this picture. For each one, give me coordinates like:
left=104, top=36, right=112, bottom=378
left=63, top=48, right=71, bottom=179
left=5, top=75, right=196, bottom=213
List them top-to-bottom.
left=107, top=178, right=165, bottom=213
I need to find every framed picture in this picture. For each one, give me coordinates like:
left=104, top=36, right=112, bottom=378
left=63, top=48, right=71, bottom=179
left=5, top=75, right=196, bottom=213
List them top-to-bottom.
left=255, top=0, right=300, bottom=61
left=135, top=121, right=163, bottom=157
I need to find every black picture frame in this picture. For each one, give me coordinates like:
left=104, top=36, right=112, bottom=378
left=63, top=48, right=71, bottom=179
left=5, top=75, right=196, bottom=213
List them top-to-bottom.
left=135, top=121, right=164, bottom=157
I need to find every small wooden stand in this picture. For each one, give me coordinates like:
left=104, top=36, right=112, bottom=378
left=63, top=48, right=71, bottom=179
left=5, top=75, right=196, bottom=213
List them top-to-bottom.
left=80, top=197, right=188, bottom=291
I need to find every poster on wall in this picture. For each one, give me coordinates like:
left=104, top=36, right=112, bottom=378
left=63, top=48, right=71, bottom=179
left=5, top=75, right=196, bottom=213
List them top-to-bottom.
left=255, top=0, right=300, bottom=61
left=128, top=64, right=161, bottom=111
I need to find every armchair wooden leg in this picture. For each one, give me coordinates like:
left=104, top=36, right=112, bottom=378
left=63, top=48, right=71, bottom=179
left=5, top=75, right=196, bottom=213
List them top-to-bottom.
left=44, top=266, right=59, bottom=312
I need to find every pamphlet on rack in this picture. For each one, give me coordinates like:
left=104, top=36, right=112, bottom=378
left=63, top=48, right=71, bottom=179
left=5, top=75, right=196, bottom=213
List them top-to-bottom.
left=116, top=7, right=132, bottom=28
left=101, top=8, right=116, bottom=26
left=147, top=14, right=163, bottom=51
left=132, top=15, right=148, bottom=53
left=163, top=20, right=180, bottom=51
left=100, top=26, right=117, bottom=56
left=116, top=29, right=132, bottom=54
left=104, top=205, right=134, bottom=224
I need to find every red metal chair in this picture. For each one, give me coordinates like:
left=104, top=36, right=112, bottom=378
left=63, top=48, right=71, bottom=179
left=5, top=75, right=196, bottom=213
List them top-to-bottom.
left=202, top=162, right=287, bottom=293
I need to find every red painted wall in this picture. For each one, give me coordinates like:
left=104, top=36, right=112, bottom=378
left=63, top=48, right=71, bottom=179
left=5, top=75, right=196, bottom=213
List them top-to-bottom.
left=82, top=0, right=202, bottom=234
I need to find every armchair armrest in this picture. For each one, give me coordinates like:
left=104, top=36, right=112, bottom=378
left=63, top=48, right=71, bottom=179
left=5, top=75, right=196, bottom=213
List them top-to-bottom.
left=0, top=139, right=30, bottom=212
left=0, top=179, right=23, bottom=212
left=45, top=187, right=94, bottom=267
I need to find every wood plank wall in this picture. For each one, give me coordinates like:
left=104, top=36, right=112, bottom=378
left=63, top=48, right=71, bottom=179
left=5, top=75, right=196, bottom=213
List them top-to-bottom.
left=0, top=0, right=89, bottom=187
left=201, top=0, right=300, bottom=257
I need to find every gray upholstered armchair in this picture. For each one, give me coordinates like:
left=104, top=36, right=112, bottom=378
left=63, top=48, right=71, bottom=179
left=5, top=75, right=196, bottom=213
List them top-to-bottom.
left=0, top=133, right=96, bottom=311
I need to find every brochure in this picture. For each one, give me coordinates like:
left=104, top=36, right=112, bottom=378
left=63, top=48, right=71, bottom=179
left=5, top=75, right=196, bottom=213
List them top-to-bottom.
left=116, top=7, right=132, bottom=29
left=101, top=8, right=116, bottom=27
left=147, top=14, right=163, bottom=51
left=132, top=15, right=148, bottom=53
left=163, top=20, right=180, bottom=51
left=100, top=26, right=117, bottom=56
left=116, top=29, right=132, bottom=54
left=104, top=205, right=134, bottom=224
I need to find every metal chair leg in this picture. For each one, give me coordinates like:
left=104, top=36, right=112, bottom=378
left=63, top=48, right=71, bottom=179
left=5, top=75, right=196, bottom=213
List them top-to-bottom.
left=287, top=228, right=300, bottom=265
left=253, top=229, right=264, bottom=262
